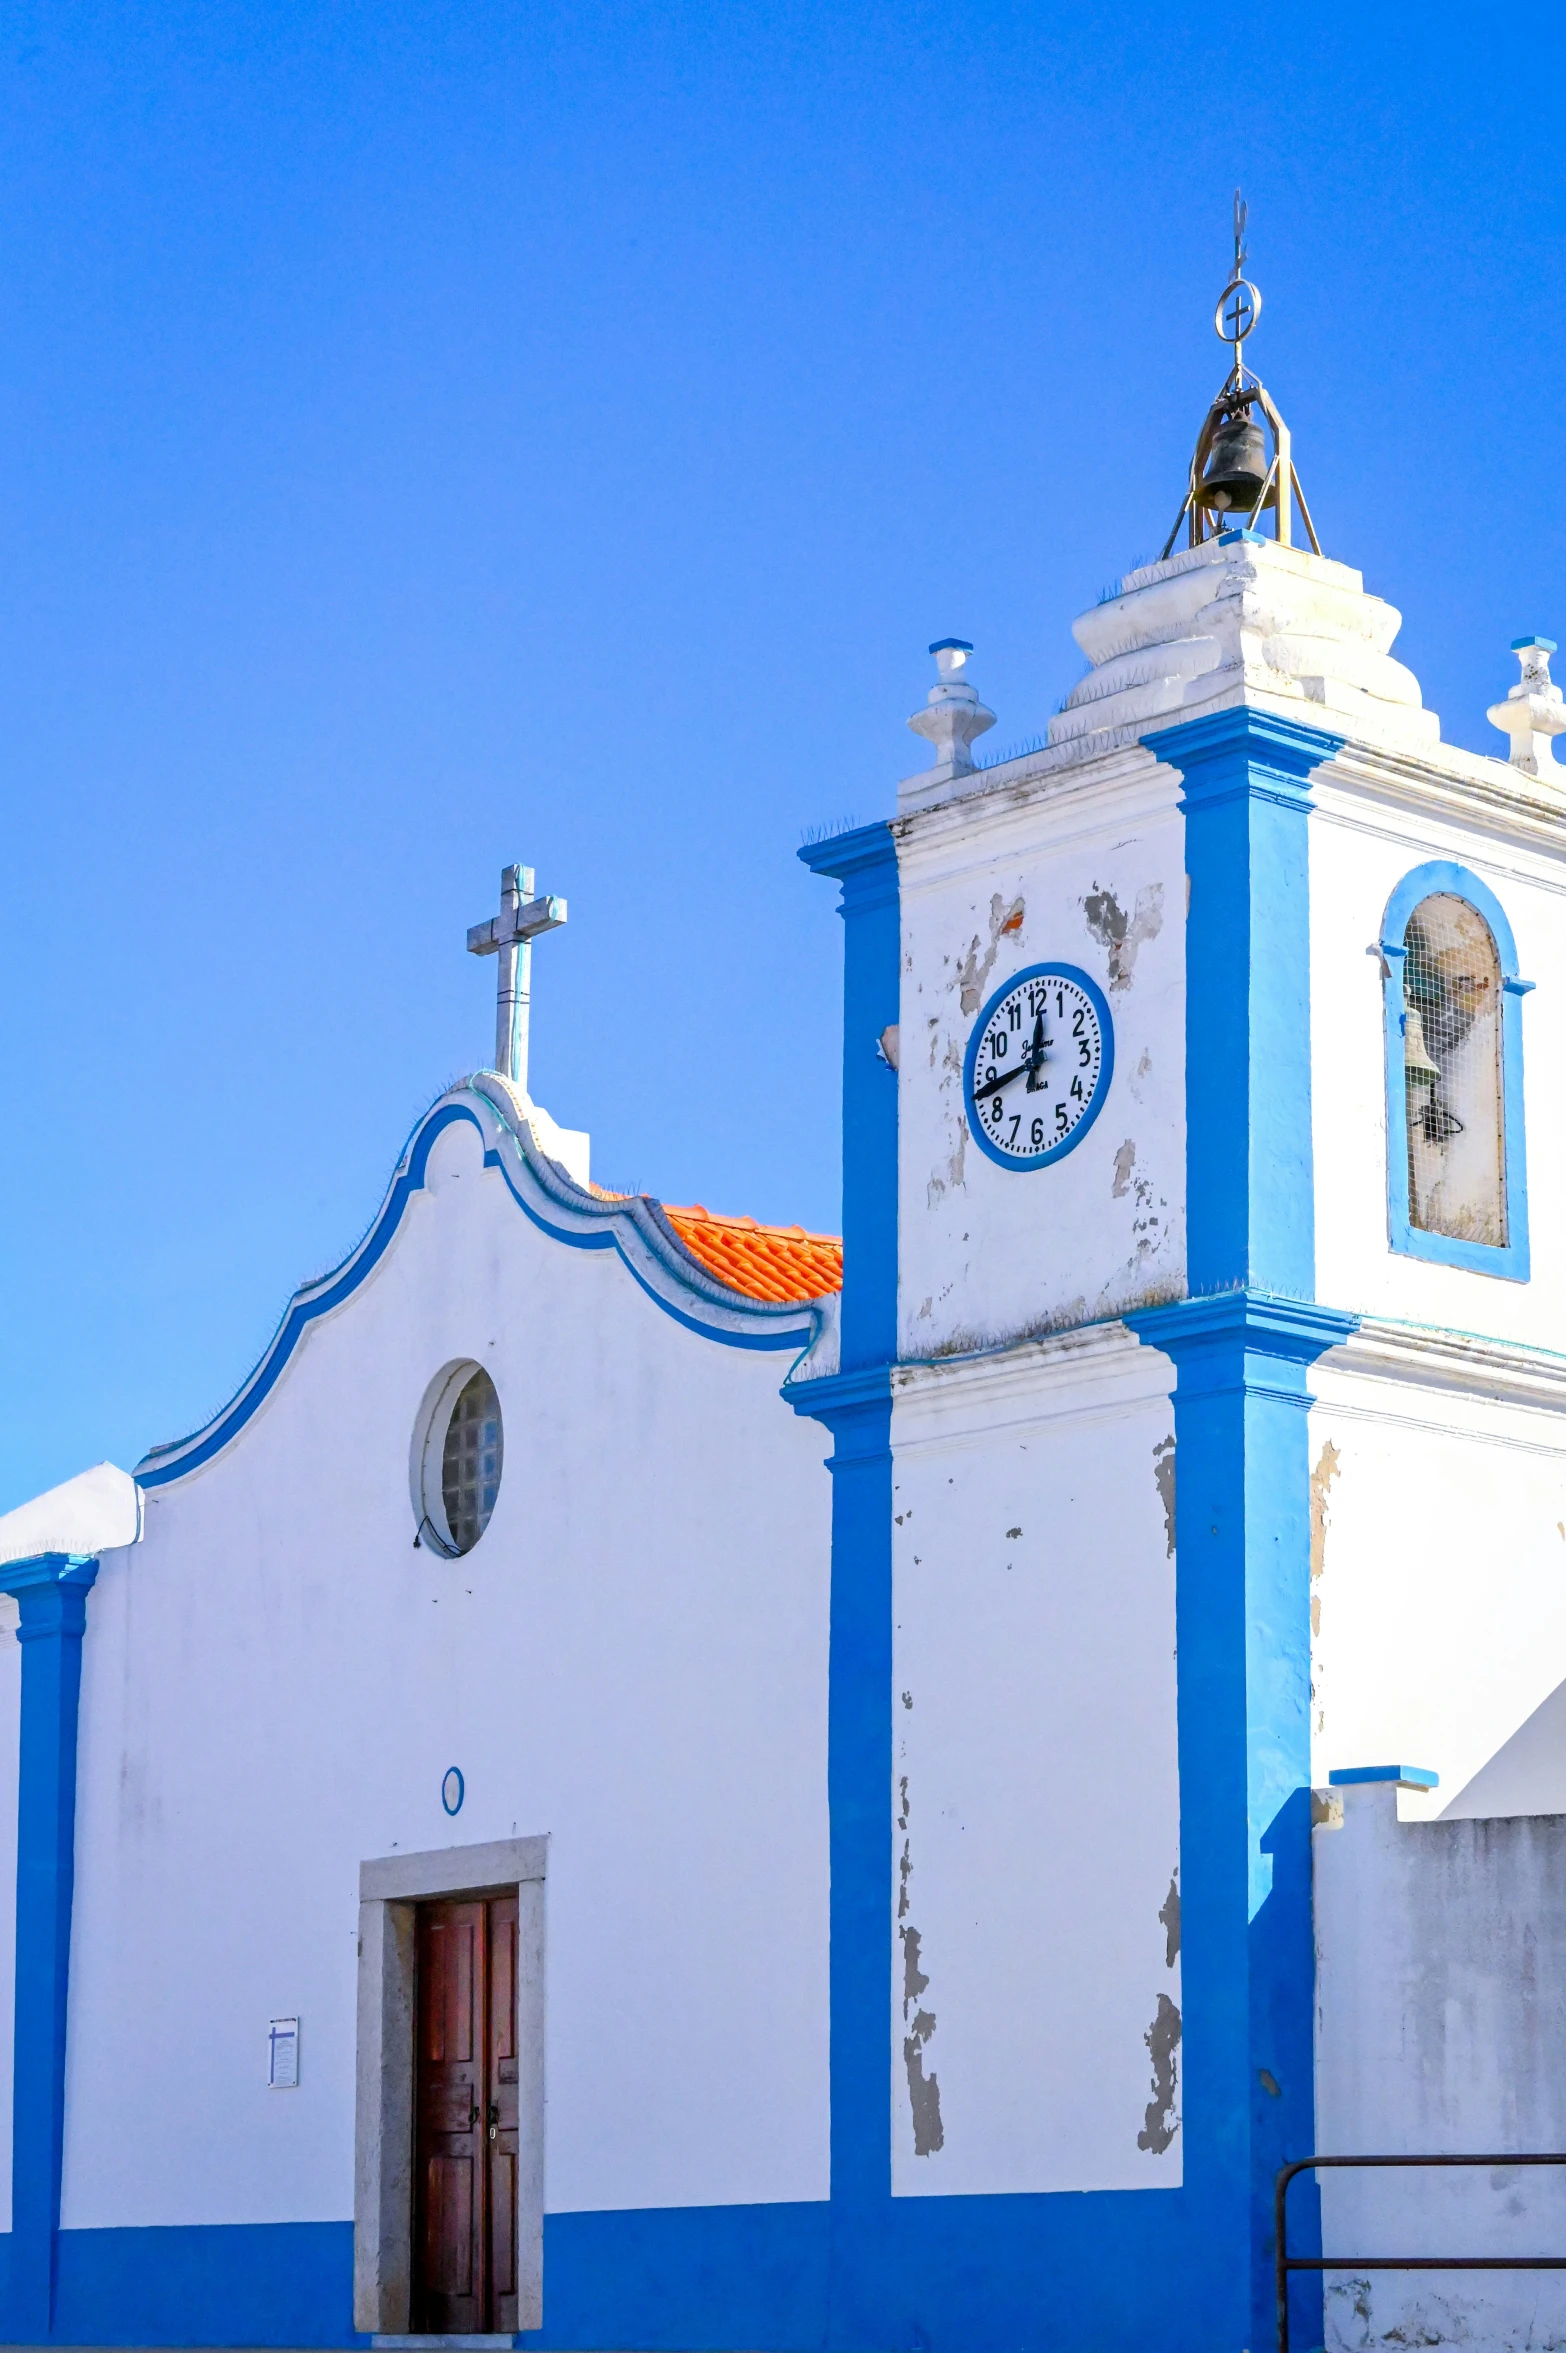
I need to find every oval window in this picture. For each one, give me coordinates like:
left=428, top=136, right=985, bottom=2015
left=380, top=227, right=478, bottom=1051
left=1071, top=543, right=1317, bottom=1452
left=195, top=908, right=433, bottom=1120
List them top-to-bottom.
left=412, top=1362, right=504, bottom=1557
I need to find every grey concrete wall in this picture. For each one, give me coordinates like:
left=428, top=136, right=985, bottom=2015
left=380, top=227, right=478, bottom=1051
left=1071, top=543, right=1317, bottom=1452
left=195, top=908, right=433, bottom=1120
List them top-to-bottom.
left=1314, top=1782, right=1566, bottom=2353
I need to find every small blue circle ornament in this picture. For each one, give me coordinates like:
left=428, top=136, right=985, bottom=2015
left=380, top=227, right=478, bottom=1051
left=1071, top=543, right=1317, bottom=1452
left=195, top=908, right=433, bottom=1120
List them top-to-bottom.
left=963, top=962, right=1115, bottom=1172
left=441, top=1767, right=465, bottom=1816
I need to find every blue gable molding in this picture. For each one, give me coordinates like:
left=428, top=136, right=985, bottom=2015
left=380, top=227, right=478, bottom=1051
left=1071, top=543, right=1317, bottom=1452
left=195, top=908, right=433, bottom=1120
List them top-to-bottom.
left=1379, top=859, right=1532, bottom=1281
left=138, top=1074, right=826, bottom=1490
left=1, top=1552, right=99, bottom=2343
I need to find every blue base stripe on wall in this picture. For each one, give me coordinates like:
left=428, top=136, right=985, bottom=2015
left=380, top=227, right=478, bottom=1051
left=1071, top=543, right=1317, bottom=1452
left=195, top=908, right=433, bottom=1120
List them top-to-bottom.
left=0, top=2191, right=1303, bottom=2352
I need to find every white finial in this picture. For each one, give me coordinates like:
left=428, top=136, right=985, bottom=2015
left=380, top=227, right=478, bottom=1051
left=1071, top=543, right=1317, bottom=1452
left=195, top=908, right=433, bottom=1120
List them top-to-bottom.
left=1486, top=637, right=1566, bottom=778
left=906, top=638, right=996, bottom=780
left=466, top=863, right=567, bottom=1091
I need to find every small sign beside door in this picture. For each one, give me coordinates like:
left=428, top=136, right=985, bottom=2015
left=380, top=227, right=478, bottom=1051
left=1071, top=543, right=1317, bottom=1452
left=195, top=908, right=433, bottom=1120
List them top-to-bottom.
left=268, top=2016, right=300, bottom=2089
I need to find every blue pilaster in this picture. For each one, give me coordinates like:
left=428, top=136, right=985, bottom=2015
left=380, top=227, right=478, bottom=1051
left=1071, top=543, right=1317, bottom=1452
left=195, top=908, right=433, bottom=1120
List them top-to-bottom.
left=1138, top=704, right=1354, bottom=2350
left=1149, top=706, right=1344, bottom=1299
left=794, top=824, right=899, bottom=2336
left=3, top=1551, right=99, bottom=2342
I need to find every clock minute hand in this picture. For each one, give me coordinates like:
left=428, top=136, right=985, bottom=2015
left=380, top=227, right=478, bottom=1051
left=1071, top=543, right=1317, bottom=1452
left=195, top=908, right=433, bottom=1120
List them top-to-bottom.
left=971, top=1042, right=1049, bottom=1104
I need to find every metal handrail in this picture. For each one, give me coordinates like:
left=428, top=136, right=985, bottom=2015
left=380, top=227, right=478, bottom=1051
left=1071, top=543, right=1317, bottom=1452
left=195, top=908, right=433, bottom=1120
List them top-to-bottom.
left=1277, top=2153, right=1566, bottom=2353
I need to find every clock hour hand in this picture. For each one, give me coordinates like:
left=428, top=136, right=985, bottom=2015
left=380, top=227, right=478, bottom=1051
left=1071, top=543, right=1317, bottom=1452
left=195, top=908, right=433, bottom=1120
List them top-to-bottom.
left=971, top=1034, right=1049, bottom=1103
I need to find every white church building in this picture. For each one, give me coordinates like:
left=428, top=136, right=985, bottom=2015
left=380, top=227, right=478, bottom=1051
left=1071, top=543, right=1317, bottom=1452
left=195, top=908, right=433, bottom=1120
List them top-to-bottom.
left=6, top=261, right=1566, bottom=2353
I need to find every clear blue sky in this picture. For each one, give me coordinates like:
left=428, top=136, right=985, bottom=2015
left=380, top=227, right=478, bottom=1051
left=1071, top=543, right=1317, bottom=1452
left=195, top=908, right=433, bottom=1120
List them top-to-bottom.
left=3, top=0, right=1562, bottom=1509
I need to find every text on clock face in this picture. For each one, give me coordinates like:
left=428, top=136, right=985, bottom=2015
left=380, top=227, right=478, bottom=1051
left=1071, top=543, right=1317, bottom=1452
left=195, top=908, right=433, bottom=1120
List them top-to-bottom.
left=967, top=972, right=1107, bottom=1162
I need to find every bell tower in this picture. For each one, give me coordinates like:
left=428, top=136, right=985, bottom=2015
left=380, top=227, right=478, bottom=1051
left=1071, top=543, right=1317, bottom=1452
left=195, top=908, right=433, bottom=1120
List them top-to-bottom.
left=798, top=207, right=1566, bottom=2353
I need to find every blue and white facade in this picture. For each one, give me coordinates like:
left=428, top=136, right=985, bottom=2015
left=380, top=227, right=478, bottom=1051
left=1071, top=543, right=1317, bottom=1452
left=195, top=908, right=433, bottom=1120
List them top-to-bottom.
left=5, top=524, right=1566, bottom=2352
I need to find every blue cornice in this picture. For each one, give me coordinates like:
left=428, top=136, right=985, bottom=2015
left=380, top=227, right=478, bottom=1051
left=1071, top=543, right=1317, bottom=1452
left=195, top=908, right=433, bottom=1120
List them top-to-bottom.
left=1145, top=707, right=1347, bottom=814
left=798, top=821, right=898, bottom=915
left=138, top=1077, right=826, bottom=1490
left=1127, top=1289, right=1359, bottom=1364
left=783, top=1362, right=892, bottom=1427
left=0, top=1552, right=99, bottom=1597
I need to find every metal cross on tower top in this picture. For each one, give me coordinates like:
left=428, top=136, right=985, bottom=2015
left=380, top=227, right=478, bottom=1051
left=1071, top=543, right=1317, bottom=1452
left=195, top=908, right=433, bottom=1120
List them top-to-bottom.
left=1216, top=186, right=1262, bottom=385
left=466, top=863, right=567, bottom=1094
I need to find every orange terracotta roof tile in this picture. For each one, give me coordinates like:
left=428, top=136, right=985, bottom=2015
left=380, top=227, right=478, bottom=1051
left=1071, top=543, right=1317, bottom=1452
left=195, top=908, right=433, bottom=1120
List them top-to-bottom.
left=662, top=1202, right=843, bottom=1305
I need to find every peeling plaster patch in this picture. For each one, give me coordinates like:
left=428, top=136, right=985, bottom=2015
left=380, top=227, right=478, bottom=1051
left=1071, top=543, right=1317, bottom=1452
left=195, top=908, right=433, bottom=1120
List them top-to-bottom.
left=1083, top=881, right=1164, bottom=991
left=957, top=894, right=1026, bottom=1015
left=1128, top=1047, right=1154, bottom=1103
left=1112, top=1139, right=1137, bottom=1198
left=1153, top=1437, right=1176, bottom=1559
left=1310, top=1440, right=1342, bottom=1730
left=1006, top=1526, right=1022, bottom=1540
left=901, top=1689, right=913, bottom=1709
left=897, top=1777, right=944, bottom=2157
left=1159, top=1873, right=1180, bottom=1967
left=1136, top=1991, right=1182, bottom=2153
left=904, top=2011, right=944, bottom=2156
left=1258, top=2068, right=1281, bottom=2099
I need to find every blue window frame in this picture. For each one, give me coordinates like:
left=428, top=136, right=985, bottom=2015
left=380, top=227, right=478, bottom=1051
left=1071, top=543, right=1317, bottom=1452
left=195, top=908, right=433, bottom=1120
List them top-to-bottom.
left=1381, top=861, right=1532, bottom=1281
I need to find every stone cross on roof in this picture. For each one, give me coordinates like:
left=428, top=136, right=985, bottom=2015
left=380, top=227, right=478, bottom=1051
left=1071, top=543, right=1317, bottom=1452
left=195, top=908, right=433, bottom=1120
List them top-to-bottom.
left=466, top=863, right=567, bottom=1093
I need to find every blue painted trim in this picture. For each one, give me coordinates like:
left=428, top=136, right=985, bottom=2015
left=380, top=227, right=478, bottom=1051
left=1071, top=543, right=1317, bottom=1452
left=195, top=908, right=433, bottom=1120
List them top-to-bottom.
left=1142, top=699, right=1349, bottom=2353
left=1145, top=709, right=1345, bottom=1301
left=796, top=824, right=899, bottom=2291
left=797, top=824, right=898, bottom=1373
left=1379, top=860, right=1531, bottom=1282
left=961, top=962, right=1114, bottom=1171
left=138, top=1084, right=820, bottom=1490
left=1130, top=1293, right=1357, bottom=2353
left=1, top=1551, right=100, bottom=2342
left=1329, top=1764, right=1438, bottom=1789
left=7, top=2192, right=1309, bottom=2351
left=42, top=2219, right=362, bottom=2347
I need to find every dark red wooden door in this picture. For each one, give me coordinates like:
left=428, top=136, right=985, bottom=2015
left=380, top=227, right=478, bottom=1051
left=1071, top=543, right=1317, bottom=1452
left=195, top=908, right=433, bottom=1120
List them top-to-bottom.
left=488, top=1894, right=520, bottom=2334
left=413, top=1895, right=520, bottom=2333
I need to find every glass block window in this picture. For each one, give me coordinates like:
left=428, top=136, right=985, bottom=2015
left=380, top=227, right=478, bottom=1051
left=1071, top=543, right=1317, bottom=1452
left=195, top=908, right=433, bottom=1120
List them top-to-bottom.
left=1401, top=893, right=1506, bottom=1247
left=439, top=1368, right=504, bottom=1556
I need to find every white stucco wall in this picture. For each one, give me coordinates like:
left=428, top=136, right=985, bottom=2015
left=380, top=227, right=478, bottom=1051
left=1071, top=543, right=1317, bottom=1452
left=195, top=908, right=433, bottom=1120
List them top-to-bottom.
left=895, top=748, right=1186, bottom=1360
left=1310, top=759, right=1566, bottom=1347
left=59, top=1108, right=832, bottom=2229
left=889, top=1322, right=1182, bottom=2195
left=1308, top=1331, right=1566, bottom=1822
left=1314, top=1782, right=1566, bottom=2353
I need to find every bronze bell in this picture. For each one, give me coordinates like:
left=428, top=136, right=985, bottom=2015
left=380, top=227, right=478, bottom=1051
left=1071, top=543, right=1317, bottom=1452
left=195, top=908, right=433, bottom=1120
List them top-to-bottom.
left=1198, top=406, right=1270, bottom=517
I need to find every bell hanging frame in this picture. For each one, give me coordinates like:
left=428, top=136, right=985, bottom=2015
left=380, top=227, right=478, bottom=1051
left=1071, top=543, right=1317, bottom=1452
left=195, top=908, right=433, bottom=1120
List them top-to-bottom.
left=1160, top=374, right=1323, bottom=561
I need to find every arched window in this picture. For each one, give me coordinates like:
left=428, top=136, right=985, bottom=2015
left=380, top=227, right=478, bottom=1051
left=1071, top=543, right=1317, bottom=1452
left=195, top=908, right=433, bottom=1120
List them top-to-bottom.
left=1382, top=864, right=1530, bottom=1280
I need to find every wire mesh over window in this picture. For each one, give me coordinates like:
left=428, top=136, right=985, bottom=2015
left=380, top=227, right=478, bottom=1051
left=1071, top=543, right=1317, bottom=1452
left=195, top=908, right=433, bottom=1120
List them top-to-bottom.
left=1401, top=893, right=1505, bottom=1246
left=440, top=1368, right=503, bottom=1555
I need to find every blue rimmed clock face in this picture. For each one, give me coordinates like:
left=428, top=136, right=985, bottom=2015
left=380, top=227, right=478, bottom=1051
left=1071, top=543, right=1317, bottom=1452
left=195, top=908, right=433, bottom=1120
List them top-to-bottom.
left=964, top=962, right=1114, bottom=1170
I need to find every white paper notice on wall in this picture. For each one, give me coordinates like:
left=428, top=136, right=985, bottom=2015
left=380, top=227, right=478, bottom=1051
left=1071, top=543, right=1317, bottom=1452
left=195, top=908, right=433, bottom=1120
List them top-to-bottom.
left=268, top=2017, right=299, bottom=2089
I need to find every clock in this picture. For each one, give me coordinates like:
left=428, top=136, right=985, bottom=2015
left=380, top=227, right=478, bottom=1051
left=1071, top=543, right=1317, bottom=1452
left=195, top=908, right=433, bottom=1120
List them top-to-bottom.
left=964, top=962, right=1114, bottom=1169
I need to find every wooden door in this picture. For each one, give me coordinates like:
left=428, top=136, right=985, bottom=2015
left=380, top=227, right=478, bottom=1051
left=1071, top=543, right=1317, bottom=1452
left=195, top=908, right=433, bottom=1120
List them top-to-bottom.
left=413, top=1894, right=520, bottom=2334
left=487, top=1894, right=520, bottom=2333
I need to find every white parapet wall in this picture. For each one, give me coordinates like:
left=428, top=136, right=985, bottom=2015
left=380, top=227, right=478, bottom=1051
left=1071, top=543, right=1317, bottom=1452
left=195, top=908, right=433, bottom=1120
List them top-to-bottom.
left=1314, top=1780, right=1566, bottom=2353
